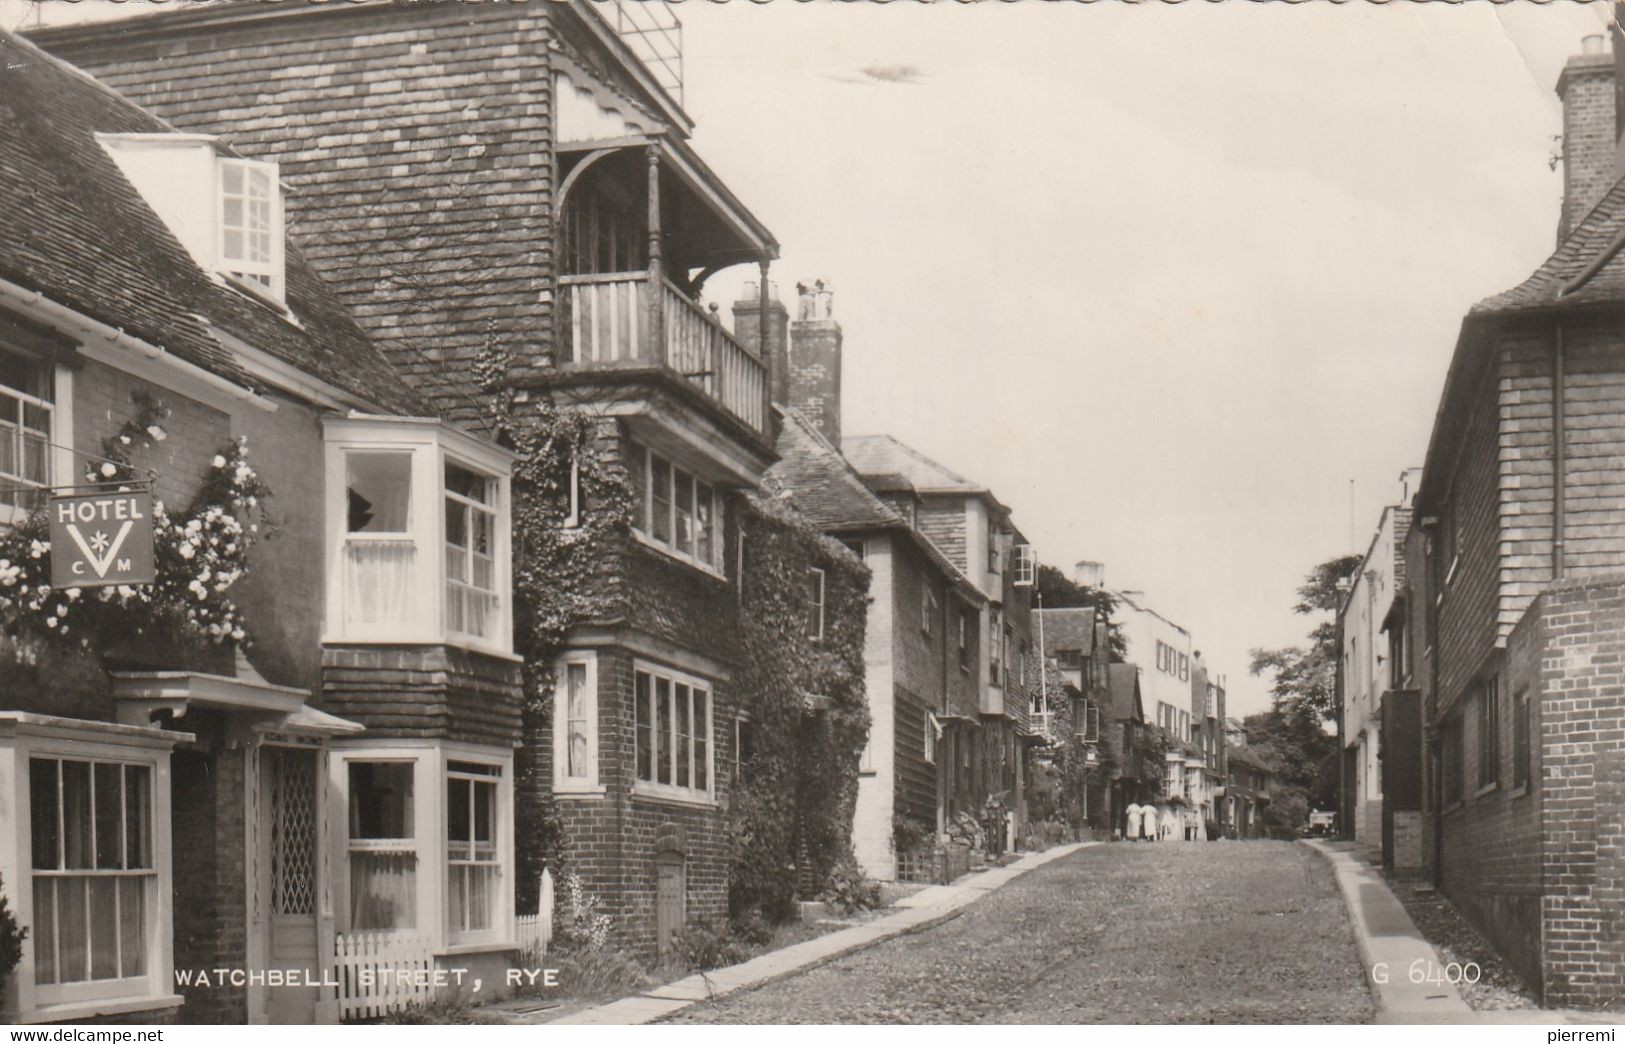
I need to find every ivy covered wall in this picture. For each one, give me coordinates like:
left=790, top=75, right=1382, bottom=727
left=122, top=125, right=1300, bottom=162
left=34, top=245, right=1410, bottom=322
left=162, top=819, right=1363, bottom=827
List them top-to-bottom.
left=728, top=494, right=869, bottom=918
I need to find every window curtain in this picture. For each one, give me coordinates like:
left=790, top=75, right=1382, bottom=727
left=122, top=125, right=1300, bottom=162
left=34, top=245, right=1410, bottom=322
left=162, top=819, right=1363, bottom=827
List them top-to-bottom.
left=345, top=541, right=416, bottom=627
left=349, top=852, right=417, bottom=930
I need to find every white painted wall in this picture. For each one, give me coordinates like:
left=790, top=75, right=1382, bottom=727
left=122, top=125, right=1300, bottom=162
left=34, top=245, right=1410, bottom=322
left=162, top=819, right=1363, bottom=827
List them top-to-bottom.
left=851, top=535, right=898, bottom=880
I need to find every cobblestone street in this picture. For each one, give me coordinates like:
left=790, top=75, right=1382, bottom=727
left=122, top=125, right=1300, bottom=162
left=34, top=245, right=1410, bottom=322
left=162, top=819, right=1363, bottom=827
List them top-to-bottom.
left=667, top=842, right=1374, bottom=1024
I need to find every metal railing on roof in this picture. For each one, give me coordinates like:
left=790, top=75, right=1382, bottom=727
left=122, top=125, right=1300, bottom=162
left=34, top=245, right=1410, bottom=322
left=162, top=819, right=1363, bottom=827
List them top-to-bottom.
left=602, top=0, right=684, bottom=108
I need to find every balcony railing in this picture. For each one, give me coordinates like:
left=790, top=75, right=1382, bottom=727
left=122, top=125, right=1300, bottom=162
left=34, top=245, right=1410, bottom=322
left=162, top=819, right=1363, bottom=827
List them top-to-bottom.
left=561, top=272, right=767, bottom=434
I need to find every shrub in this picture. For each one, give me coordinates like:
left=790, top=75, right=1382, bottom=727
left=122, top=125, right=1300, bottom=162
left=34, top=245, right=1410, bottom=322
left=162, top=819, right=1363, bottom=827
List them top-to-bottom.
left=892, top=813, right=935, bottom=855
left=819, top=853, right=882, bottom=914
left=0, top=873, right=25, bottom=1001
left=728, top=908, right=774, bottom=947
left=671, top=921, right=750, bottom=973
left=548, top=942, right=650, bottom=1001
left=377, top=998, right=504, bottom=1025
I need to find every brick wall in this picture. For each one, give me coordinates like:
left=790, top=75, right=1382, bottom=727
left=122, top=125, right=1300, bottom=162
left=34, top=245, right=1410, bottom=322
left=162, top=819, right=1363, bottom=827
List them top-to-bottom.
left=787, top=318, right=842, bottom=448
left=1533, top=577, right=1625, bottom=1008
left=170, top=716, right=249, bottom=1024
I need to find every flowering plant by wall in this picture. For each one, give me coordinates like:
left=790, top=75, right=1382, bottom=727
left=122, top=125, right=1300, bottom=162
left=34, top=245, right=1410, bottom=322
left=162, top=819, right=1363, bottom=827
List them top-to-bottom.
left=0, top=391, right=273, bottom=651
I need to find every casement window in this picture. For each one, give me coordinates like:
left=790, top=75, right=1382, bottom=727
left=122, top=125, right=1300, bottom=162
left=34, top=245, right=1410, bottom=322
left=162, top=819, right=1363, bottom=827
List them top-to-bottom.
left=218, top=157, right=284, bottom=300
left=0, top=346, right=55, bottom=524
left=325, top=417, right=513, bottom=652
left=628, top=442, right=725, bottom=574
left=987, top=527, right=1001, bottom=574
left=1012, top=544, right=1036, bottom=587
left=807, top=568, right=826, bottom=641
left=922, top=588, right=937, bottom=637
left=958, top=611, right=970, bottom=670
left=553, top=653, right=600, bottom=793
left=1178, top=653, right=1189, bottom=682
left=633, top=664, right=714, bottom=802
left=1477, top=676, right=1501, bottom=790
left=1512, top=686, right=1531, bottom=791
left=1083, top=702, right=1101, bottom=743
left=924, top=713, right=938, bottom=764
left=29, top=758, right=155, bottom=1001
left=347, top=761, right=417, bottom=931
left=446, top=761, right=500, bottom=938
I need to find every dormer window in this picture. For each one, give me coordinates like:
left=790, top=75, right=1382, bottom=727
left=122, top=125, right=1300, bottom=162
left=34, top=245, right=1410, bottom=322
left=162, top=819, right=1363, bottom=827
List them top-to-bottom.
left=98, top=135, right=287, bottom=306
left=219, top=158, right=283, bottom=299
left=323, top=415, right=513, bottom=653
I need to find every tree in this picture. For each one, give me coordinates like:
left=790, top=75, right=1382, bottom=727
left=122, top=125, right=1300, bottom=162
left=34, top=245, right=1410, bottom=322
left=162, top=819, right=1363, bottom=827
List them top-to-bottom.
left=1245, top=553, right=1362, bottom=815
left=1034, top=564, right=1126, bottom=661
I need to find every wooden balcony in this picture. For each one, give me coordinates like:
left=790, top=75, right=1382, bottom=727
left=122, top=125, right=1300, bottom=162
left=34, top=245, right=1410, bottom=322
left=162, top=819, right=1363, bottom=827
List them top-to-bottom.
left=560, top=272, right=767, bottom=435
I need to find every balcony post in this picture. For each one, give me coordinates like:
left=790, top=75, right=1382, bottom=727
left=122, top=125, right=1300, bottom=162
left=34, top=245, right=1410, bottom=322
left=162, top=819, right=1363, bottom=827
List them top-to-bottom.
left=646, top=146, right=665, bottom=365
left=758, top=256, right=772, bottom=430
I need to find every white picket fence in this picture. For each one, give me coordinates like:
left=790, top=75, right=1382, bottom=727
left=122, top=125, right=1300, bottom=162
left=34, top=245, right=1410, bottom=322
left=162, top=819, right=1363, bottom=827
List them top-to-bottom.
left=516, top=869, right=555, bottom=965
left=333, top=870, right=555, bottom=1021
left=333, top=930, right=436, bottom=1021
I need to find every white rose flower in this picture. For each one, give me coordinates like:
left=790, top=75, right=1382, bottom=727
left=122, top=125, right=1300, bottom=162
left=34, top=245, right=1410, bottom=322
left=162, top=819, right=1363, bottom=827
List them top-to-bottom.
left=148, top=426, right=167, bottom=442
left=212, top=455, right=227, bottom=468
left=100, top=462, right=118, bottom=478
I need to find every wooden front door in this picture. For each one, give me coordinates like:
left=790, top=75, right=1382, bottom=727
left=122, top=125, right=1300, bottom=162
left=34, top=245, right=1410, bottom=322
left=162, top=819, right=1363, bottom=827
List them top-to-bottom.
left=264, top=746, right=320, bottom=1023
left=655, top=854, right=686, bottom=956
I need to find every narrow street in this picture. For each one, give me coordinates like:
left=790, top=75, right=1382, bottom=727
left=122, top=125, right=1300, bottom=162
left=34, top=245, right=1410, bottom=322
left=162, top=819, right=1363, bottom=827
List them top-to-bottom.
left=667, top=842, right=1375, bottom=1024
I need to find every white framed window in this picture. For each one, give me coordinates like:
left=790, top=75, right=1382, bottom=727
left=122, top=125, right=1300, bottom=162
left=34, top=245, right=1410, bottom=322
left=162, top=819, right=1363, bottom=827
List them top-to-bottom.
left=217, top=157, right=285, bottom=301
left=0, top=347, right=55, bottom=525
left=323, top=416, right=513, bottom=653
left=629, top=442, right=724, bottom=574
left=444, top=461, right=500, bottom=641
left=1012, top=544, right=1036, bottom=587
left=807, top=567, right=826, bottom=641
left=922, top=587, right=936, bottom=637
left=989, top=609, right=1003, bottom=685
left=958, top=610, right=970, bottom=670
left=553, top=653, right=601, bottom=794
left=633, top=662, right=714, bottom=803
left=925, top=712, right=938, bottom=764
left=734, top=713, right=753, bottom=784
left=4, top=716, right=178, bottom=1022
left=334, top=742, right=514, bottom=949
left=28, top=758, right=155, bottom=1004
left=346, top=760, right=418, bottom=931
left=446, top=760, right=501, bottom=940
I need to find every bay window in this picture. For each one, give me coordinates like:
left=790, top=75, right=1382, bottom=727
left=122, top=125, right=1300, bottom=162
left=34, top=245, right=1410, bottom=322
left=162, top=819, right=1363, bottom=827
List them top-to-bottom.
left=323, top=415, right=513, bottom=653
left=628, top=441, right=725, bottom=574
left=633, top=663, right=714, bottom=802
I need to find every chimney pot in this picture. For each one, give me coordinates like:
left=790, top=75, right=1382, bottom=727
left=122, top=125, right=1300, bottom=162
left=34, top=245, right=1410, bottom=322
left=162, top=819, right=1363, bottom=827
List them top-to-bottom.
left=1583, top=33, right=1605, bottom=56
left=1073, top=560, right=1104, bottom=589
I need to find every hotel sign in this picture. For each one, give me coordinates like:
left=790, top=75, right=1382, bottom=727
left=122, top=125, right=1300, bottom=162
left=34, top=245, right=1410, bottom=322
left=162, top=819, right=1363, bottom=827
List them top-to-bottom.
left=49, top=491, right=156, bottom=588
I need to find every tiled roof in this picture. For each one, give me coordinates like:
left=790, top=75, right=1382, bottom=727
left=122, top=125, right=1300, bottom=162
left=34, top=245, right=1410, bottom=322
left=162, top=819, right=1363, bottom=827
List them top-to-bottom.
left=0, top=30, right=423, bottom=416
left=1473, top=173, right=1625, bottom=315
left=765, top=408, right=905, bottom=531
left=766, top=408, right=982, bottom=599
left=843, top=434, right=984, bottom=494
left=1038, top=607, right=1096, bottom=658
left=1106, top=663, right=1143, bottom=723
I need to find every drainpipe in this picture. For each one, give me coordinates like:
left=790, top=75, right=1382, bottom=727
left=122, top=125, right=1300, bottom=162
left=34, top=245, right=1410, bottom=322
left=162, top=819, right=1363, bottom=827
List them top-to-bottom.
left=1553, top=322, right=1566, bottom=581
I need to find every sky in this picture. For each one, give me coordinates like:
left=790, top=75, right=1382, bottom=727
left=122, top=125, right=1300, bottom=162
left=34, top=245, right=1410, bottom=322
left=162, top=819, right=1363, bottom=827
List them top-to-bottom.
left=2, top=0, right=1612, bottom=716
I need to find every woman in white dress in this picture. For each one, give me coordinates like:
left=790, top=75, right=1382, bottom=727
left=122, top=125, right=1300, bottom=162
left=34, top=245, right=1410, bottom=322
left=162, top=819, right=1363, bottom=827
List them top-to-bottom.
left=1125, top=802, right=1143, bottom=842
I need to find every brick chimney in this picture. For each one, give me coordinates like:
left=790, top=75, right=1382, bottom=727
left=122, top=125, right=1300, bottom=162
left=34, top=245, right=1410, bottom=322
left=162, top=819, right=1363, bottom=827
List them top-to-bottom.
left=1557, top=33, right=1618, bottom=242
left=732, top=280, right=789, bottom=408
left=787, top=280, right=842, bottom=445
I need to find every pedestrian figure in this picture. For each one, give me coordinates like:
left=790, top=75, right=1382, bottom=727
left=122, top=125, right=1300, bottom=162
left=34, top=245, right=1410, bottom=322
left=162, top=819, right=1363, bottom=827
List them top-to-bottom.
left=1125, top=802, right=1142, bottom=841
left=1143, top=805, right=1159, bottom=841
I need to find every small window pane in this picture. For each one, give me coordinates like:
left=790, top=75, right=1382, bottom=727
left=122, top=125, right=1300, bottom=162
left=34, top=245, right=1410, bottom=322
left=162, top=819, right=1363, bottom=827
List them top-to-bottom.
left=627, top=445, right=647, bottom=533
left=347, top=453, right=413, bottom=533
left=651, top=457, right=672, bottom=544
left=445, top=462, right=490, bottom=503
left=675, top=471, right=695, bottom=557
left=696, top=484, right=714, bottom=565
left=567, top=662, right=590, bottom=778
left=636, top=672, right=653, bottom=782
left=656, top=678, right=673, bottom=785
left=675, top=683, right=691, bottom=788
left=694, top=690, right=709, bottom=791
left=31, top=758, right=58, bottom=870
left=61, top=760, right=92, bottom=870
left=349, top=762, right=414, bottom=839
left=93, top=763, right=122, bottom=870
left=448, top=778, right=471, bottom=853
left=473, top=780, right=495, bottom=847
left=57, top=876, right=87, bottom=982
left=33, top=878, right=56, bottom=985
left=89, top=878, right=118, bottom=980
left=119, top=878, right=146, bottom=976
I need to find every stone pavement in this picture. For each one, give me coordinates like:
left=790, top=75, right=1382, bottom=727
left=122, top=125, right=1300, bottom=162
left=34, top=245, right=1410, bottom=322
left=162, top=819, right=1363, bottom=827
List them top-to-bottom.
left=1302, top=840, right=1620, bottom=1026
left=545, top=842, right=1094, bottom=1025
